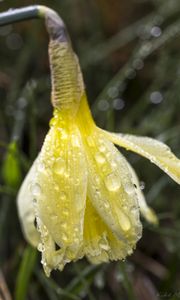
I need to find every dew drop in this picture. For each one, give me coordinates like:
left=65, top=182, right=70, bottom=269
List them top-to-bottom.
left=151, top=26, right=162, bottom=37
left=140, top=42, right=152, bottom=56
left=132, top=59, right=144, bottom=70
left=125, top=68, right=136, bottom=80
left=107, top=86, right=119, bottom=98
left=150, top=91, right=163, bottom=104
left=112, top=98, right=125, bottom=110
left=98, top=99, right=109, bottom=111
left=49, top=117, right=56, bottom=127
left=60, top=129, right=68, bottom=140
left=72, top=135, right=80, bottom=148
left=87, top=136, right=94, bottom=147
left=99, top=144, right=106, bottom=152
left=95, top=152, right=106, bottom=164
left=54, top=158, right=66, bottom=175
left=111, top=161, right=117, bottom=169
left=37, top=162, right=45, bottom=172
left=105, top=173, right=121, bottom=192
left=95, top=176, right=100, bottom=184
left=74, top=178, right=80, bottom=186
left=140, top=181, right=145, bottom=190
left=31, top=183, right=41, bottom=197
left=124, top=183, right=134, bottom=195
left=94, top=189, right=100, bottom=200
left=60, top=192, right=66, bottom=201
left=33, top=198, right=37, bottom=204
left=104, top=202, right=110, bottom=209
left=63, top=209, right=69, bottom=217
left=118, top=211, right=131, bottom=232
left=61, top=222, right=67, bottom=229
left=74, top=227, right=79, bottom=233
left=62, top=233, right=68, bottom=242
left=99, top=242, right=110, bottom=251
left=38, top=243, right=45, bottom=252
left=127, top=248, right=133, bottom=255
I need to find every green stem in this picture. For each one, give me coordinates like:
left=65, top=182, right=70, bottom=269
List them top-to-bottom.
left=0, top=5, right=68, bottom=42
left=0, top=5, right=72, bottom=110
left=0, top=6, right=39, bottom=26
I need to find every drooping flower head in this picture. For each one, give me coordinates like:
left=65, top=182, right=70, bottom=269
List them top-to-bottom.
left=17, top=6, right=180, bottom=276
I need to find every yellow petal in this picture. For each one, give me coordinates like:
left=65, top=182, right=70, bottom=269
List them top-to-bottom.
left=30, top=113, right=87, bottom=274
left=83, top=129, right=142, bottom=250
left=103, top=131, right=180, bottom=184
left=17, top=157, right=40, bottom=247
left=126, top=162, right=158, bottom=225
left=83, top=197, right=136, bottom=264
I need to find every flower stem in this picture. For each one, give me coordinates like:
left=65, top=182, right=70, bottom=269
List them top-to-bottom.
left=0, top=5, right=68, bottom=42
left=0, top=6, right=39, bottom=26
left=0, top=6, right=83, bottom=111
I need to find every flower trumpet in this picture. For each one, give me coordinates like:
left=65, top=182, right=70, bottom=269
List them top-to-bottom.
left=1, top=5, right=179, bottom=276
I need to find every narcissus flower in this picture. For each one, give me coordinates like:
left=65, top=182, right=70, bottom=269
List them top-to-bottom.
left=17, top=7, right=180, bottom=276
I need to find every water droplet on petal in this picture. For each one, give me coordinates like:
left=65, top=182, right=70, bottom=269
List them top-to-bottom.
left=49, top=117, right=56, bottom=127
left=60, top=129, right=68, bottom=140
left=72, top=135, right=80, bottom=148
left=87, top=136, right=94, bottom=147
left=99, top=144, right=106, bottom=152
left=95, top=152, right=106, bottom=164
left=54, top=158, right=66, bottom=175
left=111, top=161, right=117, bottom=169
left=37, top=162, right=45, bottom=172
left=105, top=173, right=121, bottom=192
left=74, top=178, right=80, bottom=186
left=31, top=183, right=41, bottom=197
left=124, top=183, right=134, bottom=195
left=60, top=192, right=66, bottom=201
left=33, top=198, right=37, bottom=204
left=104, top=202, right=110, bottom=209
left=63, top=209, right=69, bottom=217
left=118, top=211, right=131, bottom=232
left=61, top=222, right=67, bottom=229
left=74, top=226, right=79, bottom=233
left=62, top=233, right=68, bottom=242
left=99, top=242, right=110, bottom=251
left=38, top=243, right=45, bottom=252
left=127, top=248, right=133, bottom=255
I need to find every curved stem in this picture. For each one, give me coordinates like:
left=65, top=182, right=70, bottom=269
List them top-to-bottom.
left=0, top=5, right=68, bottom=42
left=0, top=5, right=84, bottom=111
left=0, top=6, right=39, bottom=26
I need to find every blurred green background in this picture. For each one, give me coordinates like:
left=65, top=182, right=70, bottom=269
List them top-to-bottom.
left=0, top=0, right=180, bottom=299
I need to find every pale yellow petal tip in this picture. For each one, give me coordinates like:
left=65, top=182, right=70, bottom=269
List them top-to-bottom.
left=141, top=207, right=159, bottom=225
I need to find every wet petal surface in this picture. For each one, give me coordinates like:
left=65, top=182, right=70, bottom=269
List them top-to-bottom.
left=31, top=115, right=87, bottom=274
left=82, top=129, right=142, bottom=251
left=103, top=131, right=180, bottom=184
left=17, top=157, right=40, bottom=247
left=126, top=162, right=158, bottom=225
left=83, top=197, right=137, bottom=263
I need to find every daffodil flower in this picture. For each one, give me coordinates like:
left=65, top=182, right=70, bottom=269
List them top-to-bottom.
left=16, top=6, right=180, bottom=276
